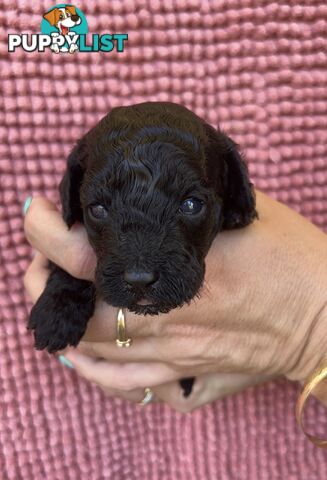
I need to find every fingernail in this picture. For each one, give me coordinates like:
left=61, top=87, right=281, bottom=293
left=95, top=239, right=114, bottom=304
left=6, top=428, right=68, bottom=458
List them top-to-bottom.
left=23, top=196, right=33, bottom=216
left=58, top=355, right=74, bottom=369
left=179, top=377, right=195, bottom=398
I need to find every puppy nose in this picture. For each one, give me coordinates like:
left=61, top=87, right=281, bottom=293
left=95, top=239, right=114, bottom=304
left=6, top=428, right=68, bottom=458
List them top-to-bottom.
left=71, top=15, right=79, bottom=21
left=124, top=270, right=158, bottom=287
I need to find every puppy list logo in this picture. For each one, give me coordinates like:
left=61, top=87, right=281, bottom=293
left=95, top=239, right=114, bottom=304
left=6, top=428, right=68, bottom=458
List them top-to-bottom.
left=8, top=4, right=128, bottom=54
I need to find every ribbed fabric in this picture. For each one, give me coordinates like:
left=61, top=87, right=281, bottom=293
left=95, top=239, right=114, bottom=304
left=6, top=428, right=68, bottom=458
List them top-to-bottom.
left=0, top=1, right=327, bottom=479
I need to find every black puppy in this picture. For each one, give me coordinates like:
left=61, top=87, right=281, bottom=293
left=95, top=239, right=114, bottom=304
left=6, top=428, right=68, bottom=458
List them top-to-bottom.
left=28, top=102, right=256, bottom=382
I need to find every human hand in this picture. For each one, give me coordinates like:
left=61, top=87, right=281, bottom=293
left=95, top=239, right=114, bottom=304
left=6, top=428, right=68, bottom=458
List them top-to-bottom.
left=24, top=191, right=327, bottom=406
left=24, top=247, right=270, bottom=411
left=57, top=338, right=270, bottom=412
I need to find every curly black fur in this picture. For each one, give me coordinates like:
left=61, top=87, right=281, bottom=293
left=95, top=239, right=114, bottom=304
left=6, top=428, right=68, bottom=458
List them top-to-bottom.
left=28, top=101, right=256, bottom=357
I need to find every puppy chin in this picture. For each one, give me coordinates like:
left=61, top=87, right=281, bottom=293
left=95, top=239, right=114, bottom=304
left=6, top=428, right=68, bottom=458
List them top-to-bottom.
left=96, top=273, right=204, bottom=316
left=128, top=303, right=176, bottom=316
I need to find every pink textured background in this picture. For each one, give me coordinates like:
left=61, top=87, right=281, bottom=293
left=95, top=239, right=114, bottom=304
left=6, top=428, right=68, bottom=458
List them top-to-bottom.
left=1, top=1, right=327, bottom=478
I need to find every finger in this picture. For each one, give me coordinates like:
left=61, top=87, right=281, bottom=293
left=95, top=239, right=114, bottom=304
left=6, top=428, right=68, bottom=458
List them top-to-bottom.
left=24, top=197, right=96, bottom=280
left=24, top=251, right=51, bottom=302
left=81, top=300, right=168, bottom=342
left=81, top=301, right=200, bottom=364
left=79, top=309, right=211, bottom=365
left=79, top=320, right=207, bottom=365
left=78, top=334, right=208, bottom=369
left=77, top=337, right=164, bottom=364
left=63, top=350, right=180, bottom=389
left=57, top=351, right=159, bottom=404
left=192, top=372, right=271, bottom=407
left=198, top=372, right=272, bottom=409
left=154, top=373, right=272, bottom=413
left=152, top=378, right=203, bottom=413
left=99, top=385, right=160, bottom=404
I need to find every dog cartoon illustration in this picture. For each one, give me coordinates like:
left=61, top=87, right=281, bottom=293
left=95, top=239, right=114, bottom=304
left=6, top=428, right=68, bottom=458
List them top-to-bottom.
left=43, top=5, right=81, bottom=53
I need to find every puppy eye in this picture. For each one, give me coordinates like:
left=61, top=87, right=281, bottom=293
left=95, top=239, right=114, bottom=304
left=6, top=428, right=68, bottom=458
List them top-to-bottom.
left=59, top=14, right=64, bottom=19
left=179, top=198, right=203, bottom=215
left=88, top=204, right=108, bottom=220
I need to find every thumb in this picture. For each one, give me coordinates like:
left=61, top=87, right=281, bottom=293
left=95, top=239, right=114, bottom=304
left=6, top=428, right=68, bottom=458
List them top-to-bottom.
left=24, top=196, right=96, bottom=280
left=153, top=373, right=273, bottom=413
left=152, top=378, right=203, bottom=413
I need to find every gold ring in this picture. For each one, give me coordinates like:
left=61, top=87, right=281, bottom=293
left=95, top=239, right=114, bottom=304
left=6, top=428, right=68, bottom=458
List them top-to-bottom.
left=116, top=308, right=132, bottom=348
left=296, top=363, right=327, bottom=448
left=138, top=387, right=154, bottom=406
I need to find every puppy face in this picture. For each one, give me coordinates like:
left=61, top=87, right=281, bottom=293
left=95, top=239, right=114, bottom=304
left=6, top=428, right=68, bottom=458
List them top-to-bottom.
left=43, top=6, right=81, bottom=34
left=60, top=102, right=256, bottom=315
left=80, top=135, right=218, bottom=315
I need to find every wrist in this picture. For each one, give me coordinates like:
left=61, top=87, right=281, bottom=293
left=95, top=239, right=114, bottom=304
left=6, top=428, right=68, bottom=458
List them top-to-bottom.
left=281, top=221, right=327, bottom=386
left=285, top=299, right=327, bottom=387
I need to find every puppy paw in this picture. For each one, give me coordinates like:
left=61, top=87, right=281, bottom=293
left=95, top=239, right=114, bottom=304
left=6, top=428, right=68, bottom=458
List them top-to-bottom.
left=50, top=44, right=60, bottom=54
left=69, top=44, right=78, bottom=54
left=28, top=288, right=94, bottom=353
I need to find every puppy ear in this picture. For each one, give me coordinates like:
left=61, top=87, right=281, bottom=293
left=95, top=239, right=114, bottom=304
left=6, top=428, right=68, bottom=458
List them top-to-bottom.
left=66, top=5, right=77, bottom=15
left=43, top=9, right=58, bottom=26
left=203, top=123, right=257, bottom=230
left=59, top=143, right=87, bottom=228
